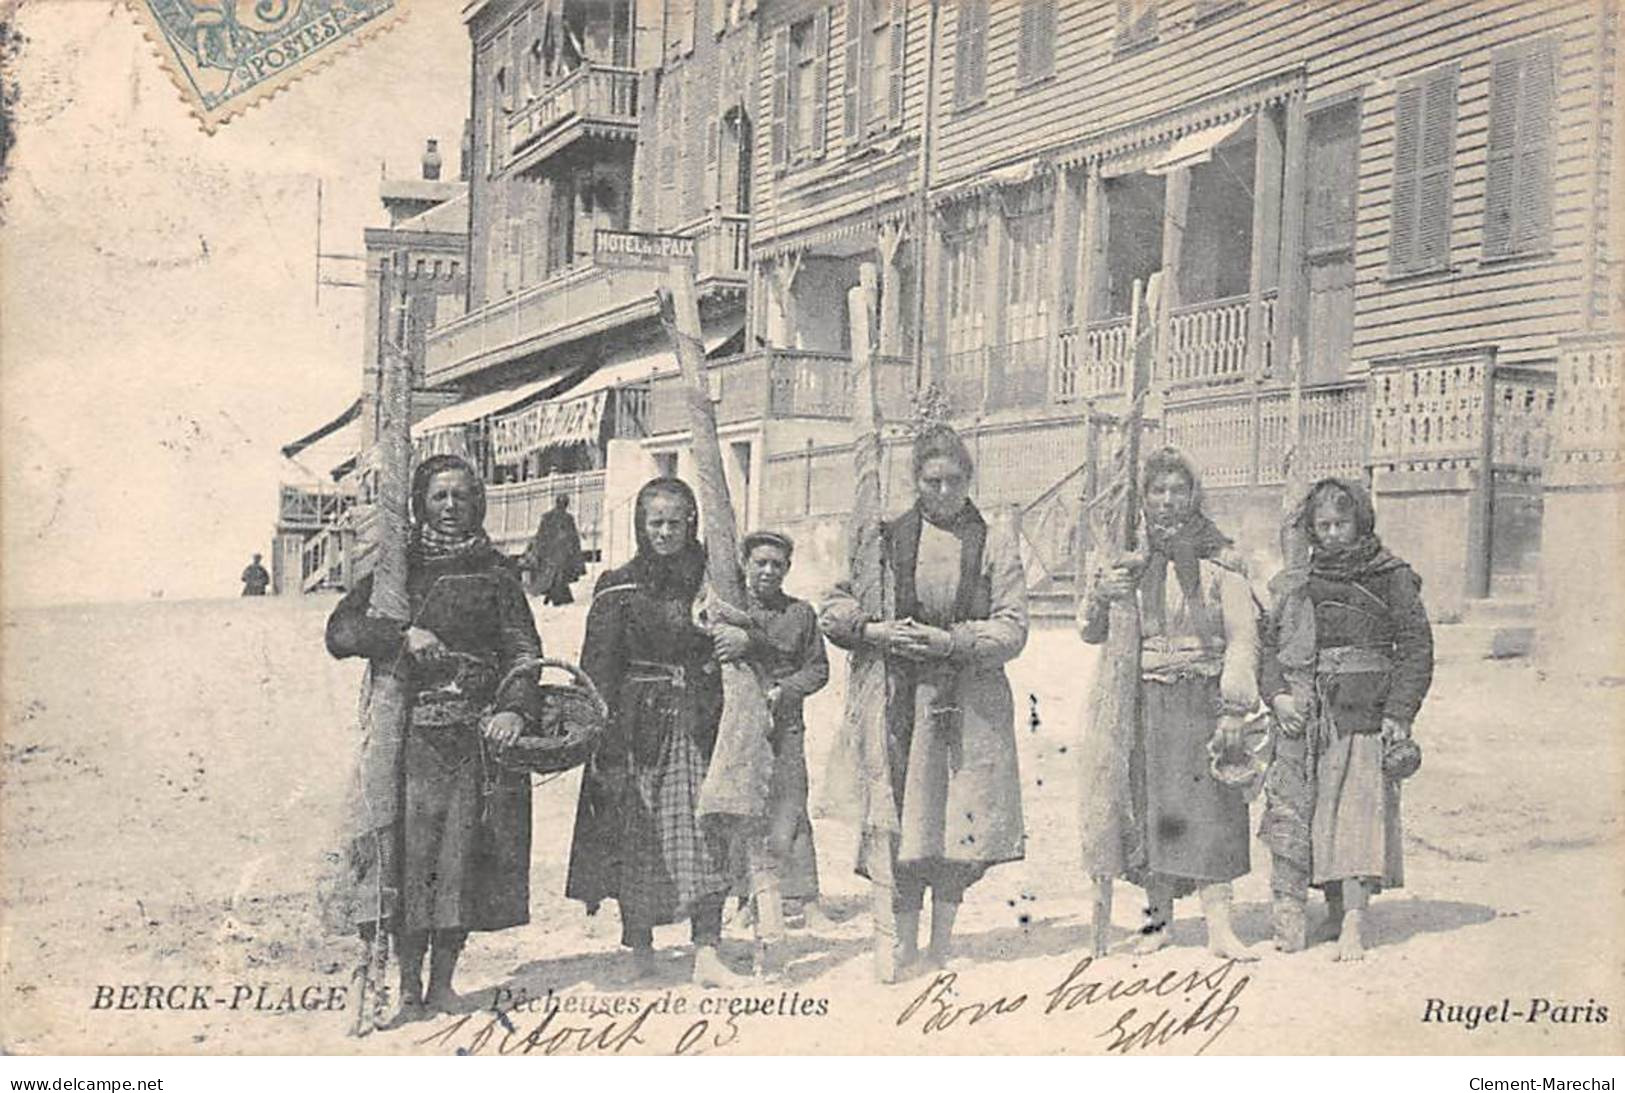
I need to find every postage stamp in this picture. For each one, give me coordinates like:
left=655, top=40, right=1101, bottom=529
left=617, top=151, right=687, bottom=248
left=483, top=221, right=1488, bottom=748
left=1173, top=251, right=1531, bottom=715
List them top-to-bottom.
left=127, top=0, right=401, bottom=132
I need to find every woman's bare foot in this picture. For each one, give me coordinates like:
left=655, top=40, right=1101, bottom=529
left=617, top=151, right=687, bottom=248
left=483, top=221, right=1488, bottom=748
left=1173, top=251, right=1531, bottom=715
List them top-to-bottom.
left=1333, top=910, right=1367, bottom=962
left=1207, top=923, right=1260, bottom=962
left=692, top=945, right=749, bottom=989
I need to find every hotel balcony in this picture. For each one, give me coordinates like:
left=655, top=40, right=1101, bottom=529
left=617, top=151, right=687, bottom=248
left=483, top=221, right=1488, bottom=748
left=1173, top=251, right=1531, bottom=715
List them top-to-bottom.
left=501, top=62, right=640, bottom=175
left=424, top=213, right=748, bottom=386
left=646, top=349, right=917, bottom=437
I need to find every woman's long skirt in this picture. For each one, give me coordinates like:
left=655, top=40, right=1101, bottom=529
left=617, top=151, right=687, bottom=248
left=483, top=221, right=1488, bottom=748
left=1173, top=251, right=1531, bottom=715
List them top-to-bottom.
left=1131, top=677, right=1250, bottom=896
left=566, top=679, right=730, bottom=927
left=1311, top=732, right=1404, bottom=890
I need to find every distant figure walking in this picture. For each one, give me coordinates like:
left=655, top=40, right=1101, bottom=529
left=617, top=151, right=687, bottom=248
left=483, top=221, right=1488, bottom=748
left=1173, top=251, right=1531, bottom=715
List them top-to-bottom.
left=523, top=495, right=586, bottom=605
left=241, top=553, right=270, bottom=596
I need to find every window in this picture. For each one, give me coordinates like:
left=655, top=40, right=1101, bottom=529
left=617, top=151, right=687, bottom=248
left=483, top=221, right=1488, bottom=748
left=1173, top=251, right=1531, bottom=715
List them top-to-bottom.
left=843, top=0, right=905, bottom=146
left=953, top=0, right=987, bottom=110
left=1017, top=0, right=1056, bottom=86
left=1116, top=0, right=1156, bottom=51
left=771, top=10, right=829, bottom=169
left=1484, top=36, right=1557, bottom=259
left=1388, top=63, right=1458, bottom=276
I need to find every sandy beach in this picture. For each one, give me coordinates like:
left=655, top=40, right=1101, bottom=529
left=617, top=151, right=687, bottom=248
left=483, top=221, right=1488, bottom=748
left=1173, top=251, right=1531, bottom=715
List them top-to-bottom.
left=1, top=592, right=1620, bottom=1055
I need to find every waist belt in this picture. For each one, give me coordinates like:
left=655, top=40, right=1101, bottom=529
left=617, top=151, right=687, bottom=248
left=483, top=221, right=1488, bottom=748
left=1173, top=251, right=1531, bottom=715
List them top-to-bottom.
left=1141, top=635, right=1226, bottom=680
left=1316, top=645, right=1394, bottom=674
left=626, top=660, right=687, bottom=688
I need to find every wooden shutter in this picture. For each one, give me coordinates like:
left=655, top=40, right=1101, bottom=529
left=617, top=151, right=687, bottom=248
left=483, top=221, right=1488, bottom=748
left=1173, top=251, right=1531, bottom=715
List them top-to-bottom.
left=843, top=0, right=864, bottom=143
left=886, top=0, right=906, bottom=128
left=954, top=0, right=987, bottom=109
left=811, top=6, right=830, bottom=156
left=771, top=24, right=790, bottom=169
left=1487, top=38, right=1557, bottom=258
left=1513, top=38, right=1556, bottom=254
left=1483, top=49, right=1519, bottom=258
left=1415, top=65, right=1458, bottom=271
left=1388, top=82, right=1422, bottom=273
left=704, top=116, right=720, bottom=209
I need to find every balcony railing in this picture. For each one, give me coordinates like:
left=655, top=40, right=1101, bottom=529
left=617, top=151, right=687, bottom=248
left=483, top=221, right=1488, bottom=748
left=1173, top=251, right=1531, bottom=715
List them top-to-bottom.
left=504, top=62, right=639, bottom=166
left=425, top=214, right=748, bottom=385
left=1054, top=290, right=1277, bottom=400
left=1165, top=291, right=1271, bottom=388
left=1056, top=317, right=1131, bottom=402
left=647, top=349, right=916, bottom=436
left=485, top=470, right=606, bottom=559
left=278, top=486, right=350, bottom=531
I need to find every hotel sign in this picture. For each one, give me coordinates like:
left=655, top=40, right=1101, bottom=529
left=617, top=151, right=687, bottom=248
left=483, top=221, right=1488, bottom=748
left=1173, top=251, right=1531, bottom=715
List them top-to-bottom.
left=594, top=229, right=697, bottom=272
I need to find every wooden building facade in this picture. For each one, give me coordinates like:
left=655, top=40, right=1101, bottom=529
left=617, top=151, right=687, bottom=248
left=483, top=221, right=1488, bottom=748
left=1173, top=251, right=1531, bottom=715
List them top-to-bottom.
left=736, top=0, right=1621, bottom=622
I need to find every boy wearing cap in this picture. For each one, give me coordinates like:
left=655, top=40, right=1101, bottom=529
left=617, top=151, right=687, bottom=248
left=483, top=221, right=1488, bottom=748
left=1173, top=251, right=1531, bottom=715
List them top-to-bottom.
left=711, top=530, right=832, bottom=966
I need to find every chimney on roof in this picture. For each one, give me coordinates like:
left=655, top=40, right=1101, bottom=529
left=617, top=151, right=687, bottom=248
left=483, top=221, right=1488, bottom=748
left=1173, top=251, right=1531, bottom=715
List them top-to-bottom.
left=459, top=119, right=473, bottom=182
left=422, top=138, right=443, bottom=181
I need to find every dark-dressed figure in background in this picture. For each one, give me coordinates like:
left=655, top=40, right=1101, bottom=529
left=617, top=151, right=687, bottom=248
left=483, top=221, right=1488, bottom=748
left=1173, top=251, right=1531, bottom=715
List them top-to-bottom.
left=821, top=424, right=1028, bottom=974
left=1080, top=448, right=1261, bottom=961
left=323, top=454, right=543, bottom=1019
left=564, top=477, right=743, bottom=987
left=1262, top=477, right=1434, bottom=961
left=523, top=494, right=586, bottom=605
left=712, top=530, right=831, bottom=949
left=241, top=553, right=270, bottom=596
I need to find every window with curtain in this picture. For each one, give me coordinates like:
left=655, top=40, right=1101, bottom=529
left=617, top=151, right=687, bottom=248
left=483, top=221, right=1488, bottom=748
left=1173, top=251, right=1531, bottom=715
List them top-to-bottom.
left=843, top=0, right=905, bottom=146
left=771, top=9, right=829, bottom=169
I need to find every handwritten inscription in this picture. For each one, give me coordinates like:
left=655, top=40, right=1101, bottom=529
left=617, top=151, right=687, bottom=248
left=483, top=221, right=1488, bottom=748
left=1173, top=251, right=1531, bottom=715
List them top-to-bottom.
left=896, top=957, right=1250, bottom=1055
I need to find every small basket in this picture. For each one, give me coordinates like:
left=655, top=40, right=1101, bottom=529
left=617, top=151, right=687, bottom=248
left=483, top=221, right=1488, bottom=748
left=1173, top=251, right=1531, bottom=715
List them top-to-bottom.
left=489, top=657, right=609, bottom=775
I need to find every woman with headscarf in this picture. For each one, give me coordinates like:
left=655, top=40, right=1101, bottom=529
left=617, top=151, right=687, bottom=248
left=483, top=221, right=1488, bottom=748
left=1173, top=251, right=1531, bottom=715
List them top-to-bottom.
left=821, top=424, right=1028, bottom=976
left=1080, top=447, right=1260, bottom=960
left=324, top=454, right=543, bottom=1018
left=564, top=477, right=744, bottom=986
left=1261, top=478, right=1433, bottom=961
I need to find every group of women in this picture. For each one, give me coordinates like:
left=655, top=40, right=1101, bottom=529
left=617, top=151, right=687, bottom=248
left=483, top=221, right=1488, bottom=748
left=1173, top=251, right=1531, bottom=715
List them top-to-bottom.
left=321, top=420, right=1434, bottom=1020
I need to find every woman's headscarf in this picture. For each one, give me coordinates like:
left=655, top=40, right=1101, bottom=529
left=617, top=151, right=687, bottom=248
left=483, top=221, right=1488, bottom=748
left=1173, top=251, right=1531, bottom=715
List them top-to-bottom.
left=1138, top=447, right=1233, bottom=634
left=410, top=454, right=492, bottom=561
left=627, top=476, right=707, bottom=600
left=1292, top=477, right=1406, bottom=584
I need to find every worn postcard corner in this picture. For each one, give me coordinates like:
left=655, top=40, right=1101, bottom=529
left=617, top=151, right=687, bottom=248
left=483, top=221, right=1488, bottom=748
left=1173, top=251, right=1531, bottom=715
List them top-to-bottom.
left=124, top=0, right=405, bottom=134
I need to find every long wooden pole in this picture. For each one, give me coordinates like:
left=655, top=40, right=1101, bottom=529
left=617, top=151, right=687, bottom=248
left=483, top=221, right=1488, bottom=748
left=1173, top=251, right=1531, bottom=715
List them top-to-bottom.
left=844, top=265, right=901, bottom=980
left=656, top=268, right=774, bottom=820
left=1080, top=275, right=1156, bottom=958
left=351, top=339, right=412, bottom=1036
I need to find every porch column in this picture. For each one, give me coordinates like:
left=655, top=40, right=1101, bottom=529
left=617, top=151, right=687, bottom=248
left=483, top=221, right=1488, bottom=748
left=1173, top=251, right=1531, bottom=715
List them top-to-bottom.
left=1273, top=90, right=1308, bottom=382
left=1248, top=105, right=1284, bottom=380
left=1073, top=166, right=1105, bottom=327
left=1157, top=166, right=1191, bottom=386
left=1050, top=170, right=1081, bottom=376
left=982, top=195, right=1009, bottom=412
left=878, top=221, right=906, bottom=357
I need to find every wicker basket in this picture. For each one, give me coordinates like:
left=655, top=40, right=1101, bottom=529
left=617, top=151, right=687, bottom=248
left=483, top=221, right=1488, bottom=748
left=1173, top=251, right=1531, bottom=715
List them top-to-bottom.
left=488, top=657, right=609, bottom=775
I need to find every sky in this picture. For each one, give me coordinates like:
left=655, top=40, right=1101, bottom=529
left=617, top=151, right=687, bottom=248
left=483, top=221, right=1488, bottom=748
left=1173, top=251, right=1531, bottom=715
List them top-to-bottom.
left=1, top=0, right=471, bottom=606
